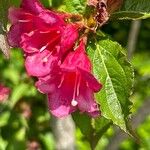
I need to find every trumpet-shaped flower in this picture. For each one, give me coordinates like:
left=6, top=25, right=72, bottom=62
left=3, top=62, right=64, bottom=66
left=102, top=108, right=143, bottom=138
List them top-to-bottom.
left=36, top=41, right=102, bottom=117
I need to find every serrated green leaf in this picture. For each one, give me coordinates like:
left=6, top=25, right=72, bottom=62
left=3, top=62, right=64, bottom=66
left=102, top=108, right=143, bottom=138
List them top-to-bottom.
left=64, top=0, right=86, bottom=14
left=111, top=0, right=150, bottom=20
left=88, top=38, right=134, bottom=132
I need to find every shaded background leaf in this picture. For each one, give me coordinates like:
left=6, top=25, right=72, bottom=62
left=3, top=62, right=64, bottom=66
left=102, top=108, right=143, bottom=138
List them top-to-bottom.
left=111, top=0, right=150, bottom=20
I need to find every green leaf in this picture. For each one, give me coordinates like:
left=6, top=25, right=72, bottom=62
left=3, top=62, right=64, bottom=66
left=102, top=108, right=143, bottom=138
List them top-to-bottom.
left=0, top=0, right=11, bottom=29
left=0, top=0, right=20, bottom=29
left=41, top=0, right=52, bottom=7
left=64, top=0, right=86, bottom=14
left=111, top=0, right=150, bottom=20
left=88, top=38, right=134, bottom=132
left=132, top=52, right=150, bottom=76
left=10, top=83, right=30, bottom=108
left=0, top=112, right=11, bottom=127
left=72, top=112, right=93, bottom=137
left=73, top=113, right=112, bottom=149
left=91, top=117, right=112, bottom=148
left=92, top=117, right=112, bottom=134
left=39, top=133, right=55, bottom=150
left=0, top=135, right=8, bottom=150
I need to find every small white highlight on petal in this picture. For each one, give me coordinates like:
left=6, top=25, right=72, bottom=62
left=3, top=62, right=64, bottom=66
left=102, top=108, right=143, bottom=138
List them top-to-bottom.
left=18, top=19, right=31, bottom=23
left=57, top=30, right=60, bottom=34
left=40, top=45, right=47, bottom=52
left=42, top=57, right=48, bottom=63
left=71, top=99, right=78, bottom=107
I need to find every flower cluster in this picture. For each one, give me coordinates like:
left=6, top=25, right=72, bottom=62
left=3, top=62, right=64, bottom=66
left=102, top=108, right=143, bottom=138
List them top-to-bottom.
left=8, top=0, right=102, bottom=117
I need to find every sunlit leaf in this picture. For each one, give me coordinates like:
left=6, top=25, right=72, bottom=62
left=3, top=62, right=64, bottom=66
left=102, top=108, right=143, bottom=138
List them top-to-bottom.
left=64, top=0, right=86, bottom=14
left=88, top=38, right=134, bottom=132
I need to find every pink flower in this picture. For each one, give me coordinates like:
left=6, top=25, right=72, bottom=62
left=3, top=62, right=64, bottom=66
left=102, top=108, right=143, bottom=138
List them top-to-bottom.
left=7, top=0, right=103, bottom=118
left=8, top=0, right=66, bottom=47
left=8, top=0, right=79, bottom=77
left=20, top=0, right=44, bottom=14
left=21, top=23, right=79, bottom=77
left=20, top=24, right=79, bottom=55
left=36, top=41, right=102, bottom=117
left=25, top=50, right=59, bottom=77
left=0, top=84, right=10, bottom=102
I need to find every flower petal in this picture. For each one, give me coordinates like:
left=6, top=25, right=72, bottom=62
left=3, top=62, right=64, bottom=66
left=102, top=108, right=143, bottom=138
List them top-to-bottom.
left=21, top=0, right=44, bottom=14
left=8, top=7, right=33, bottom=24
left=38, top=11, right=65, bottom=27
left=8, top=22, right=33, bottom=47
left=61, top=24, right=79, bottom=53
left=21, top=29, right=61, bottom=54
left=61, top=40, right=91, bottom=71
left=25, top=50, right=58, bottom=77
left=78, top=67, right=102, bottom=92
left=47, top=72, right=77, bottom=117
left=35, top=75, right=60, bottom=94
left=77, top=84, right=100, bottom=117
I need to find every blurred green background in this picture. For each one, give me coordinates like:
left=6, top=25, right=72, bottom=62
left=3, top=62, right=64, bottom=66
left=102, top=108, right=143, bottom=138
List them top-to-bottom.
left=0, top=0, right=150, bottom=149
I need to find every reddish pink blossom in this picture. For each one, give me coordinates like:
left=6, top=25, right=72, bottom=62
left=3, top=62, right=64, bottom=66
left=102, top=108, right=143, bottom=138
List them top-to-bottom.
left=8, top=0, right=66, bottom=47
left=8, top=0, right=79, bottom=77
left=8, top=0, right=102, bottom=118
left=20, top=0, right=44, bottom=14
left=21, top=23, right=79, bottom=77
left=20, top=24, right=79, bottom=55
left=60, top=24, right=79, bottom=54
left=20, top=29, right=61, bottom=54
left=36, top=41, right=102, bottom=117
left=25, top=50, right=59, bottom=77
left=0, top=84, right=10, bottom=102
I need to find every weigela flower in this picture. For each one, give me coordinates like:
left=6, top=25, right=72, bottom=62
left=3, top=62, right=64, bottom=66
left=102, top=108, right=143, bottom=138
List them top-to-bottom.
left=8, top=0, right=102, bottom=118
left=8, top=0, right=79, bottom=77
left=8, top=0, right=79, bottom=48
left=21, top=24, right=79, bottom=77
left=36, top=40, right=102, bottom=117
left=0, top=84, right=10, bottom=102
